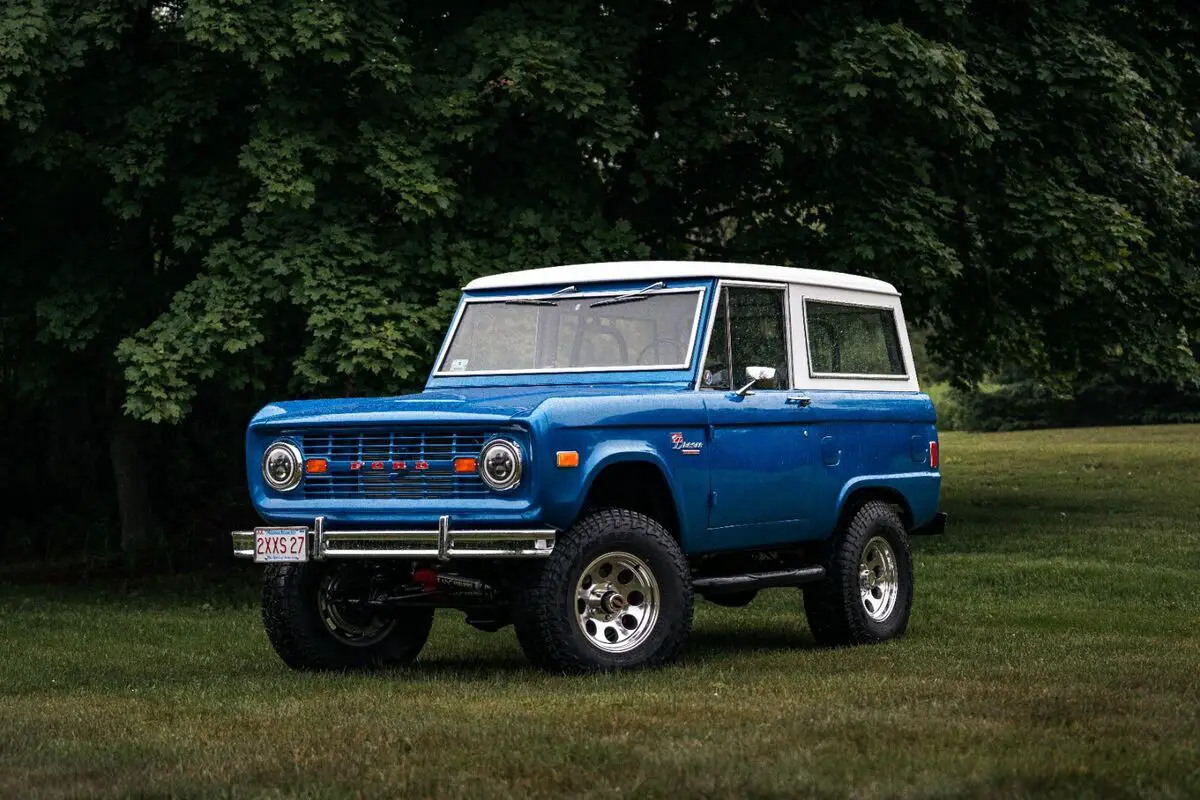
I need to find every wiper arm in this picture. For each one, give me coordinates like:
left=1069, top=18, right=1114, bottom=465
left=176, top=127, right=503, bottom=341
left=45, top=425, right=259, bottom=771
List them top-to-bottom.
left=589, top=281, right=666, bottom=308
left=503, top=285, right=578, bottom=306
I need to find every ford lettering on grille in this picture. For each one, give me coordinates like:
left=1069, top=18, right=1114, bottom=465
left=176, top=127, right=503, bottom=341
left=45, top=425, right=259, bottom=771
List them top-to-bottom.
left=294, top=429, right=493, bottom=499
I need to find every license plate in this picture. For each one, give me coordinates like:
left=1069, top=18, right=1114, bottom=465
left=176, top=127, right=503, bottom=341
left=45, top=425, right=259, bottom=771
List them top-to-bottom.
left=254, top=527, right=309, bottom=563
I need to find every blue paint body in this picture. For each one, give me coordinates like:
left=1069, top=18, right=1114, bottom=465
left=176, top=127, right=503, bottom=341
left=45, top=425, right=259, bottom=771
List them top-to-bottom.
left=245, top=278, right=941, bottom=554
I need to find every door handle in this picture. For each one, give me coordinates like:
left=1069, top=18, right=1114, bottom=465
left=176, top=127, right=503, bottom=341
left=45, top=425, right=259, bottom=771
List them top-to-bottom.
left=785, top=395, right=812, bottom=407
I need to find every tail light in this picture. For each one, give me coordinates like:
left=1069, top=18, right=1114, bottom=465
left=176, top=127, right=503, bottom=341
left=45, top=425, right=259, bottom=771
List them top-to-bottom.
left=930, top=441, right=939, bottom=469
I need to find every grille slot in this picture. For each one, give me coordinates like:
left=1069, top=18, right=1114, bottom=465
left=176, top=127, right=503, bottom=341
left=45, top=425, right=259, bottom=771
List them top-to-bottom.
left=293, top=429, right=493, bottom=500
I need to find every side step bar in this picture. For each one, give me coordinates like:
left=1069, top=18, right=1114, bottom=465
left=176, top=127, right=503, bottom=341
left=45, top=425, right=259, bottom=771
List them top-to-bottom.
left=693, top=566, right=826, bottom=595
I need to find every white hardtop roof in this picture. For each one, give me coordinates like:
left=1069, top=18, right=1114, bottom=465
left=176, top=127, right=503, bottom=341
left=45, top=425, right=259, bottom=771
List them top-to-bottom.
left=464, top=261, right=899, bottom=296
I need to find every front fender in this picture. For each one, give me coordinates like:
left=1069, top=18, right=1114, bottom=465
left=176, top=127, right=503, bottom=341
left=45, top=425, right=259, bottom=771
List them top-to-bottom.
left=536, top=434, right=706, bottom=550
left=579, top=439, right=680, bottom=507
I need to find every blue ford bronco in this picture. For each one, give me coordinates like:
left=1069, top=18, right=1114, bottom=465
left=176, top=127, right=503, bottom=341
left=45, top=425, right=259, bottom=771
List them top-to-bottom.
left=234, top=261, right=944, bottom=673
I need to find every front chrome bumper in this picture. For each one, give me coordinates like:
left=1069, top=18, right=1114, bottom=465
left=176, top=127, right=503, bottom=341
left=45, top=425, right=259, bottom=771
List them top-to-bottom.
left=232, top=515, right=558, bottom=561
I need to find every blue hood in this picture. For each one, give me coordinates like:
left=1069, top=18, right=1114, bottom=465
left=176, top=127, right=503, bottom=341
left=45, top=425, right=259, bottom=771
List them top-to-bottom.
left=249, top=384, right=691, bottom=429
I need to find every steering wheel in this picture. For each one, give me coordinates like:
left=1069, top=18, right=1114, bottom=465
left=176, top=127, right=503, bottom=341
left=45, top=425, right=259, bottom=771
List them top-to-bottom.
left=636, top=339, right=682, bottom=365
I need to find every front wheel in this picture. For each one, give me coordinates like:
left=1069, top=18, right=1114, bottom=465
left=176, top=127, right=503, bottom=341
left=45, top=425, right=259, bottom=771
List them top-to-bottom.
left=803, top=500, right=914, bottom=646
left=514, top=510, right=693, bottom=673
left=262, top=562, right=434, bottom=670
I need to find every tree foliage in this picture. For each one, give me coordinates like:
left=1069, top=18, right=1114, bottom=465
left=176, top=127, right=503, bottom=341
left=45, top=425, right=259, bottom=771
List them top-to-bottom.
left=4, top=1, right=1197, bottom=424
left=0, top=2, right=1197, bottom=558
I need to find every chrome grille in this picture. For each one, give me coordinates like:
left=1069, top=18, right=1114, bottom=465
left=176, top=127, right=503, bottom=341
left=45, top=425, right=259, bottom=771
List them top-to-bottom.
left=294, top=429, right=492, bottom=500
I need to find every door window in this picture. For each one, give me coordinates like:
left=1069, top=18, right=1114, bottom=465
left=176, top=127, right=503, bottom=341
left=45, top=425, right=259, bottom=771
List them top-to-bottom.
left=701, top=286, right=791, bottom=390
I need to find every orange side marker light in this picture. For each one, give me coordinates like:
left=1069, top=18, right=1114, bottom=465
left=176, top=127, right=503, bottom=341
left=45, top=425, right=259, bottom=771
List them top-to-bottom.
left=556, top=451, right=580, bottom=468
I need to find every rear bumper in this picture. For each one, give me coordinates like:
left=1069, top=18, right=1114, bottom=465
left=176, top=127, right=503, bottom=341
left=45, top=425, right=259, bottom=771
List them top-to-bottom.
left=909, top=511, right=947, bottom=536
left=233, top=515, right=558, bottom=561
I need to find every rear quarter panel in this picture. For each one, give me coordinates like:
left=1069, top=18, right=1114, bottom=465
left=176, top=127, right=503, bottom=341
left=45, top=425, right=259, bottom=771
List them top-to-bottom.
left=784, top=283, right=940, bottom=537
left=804, top=390, right=941, bottom=536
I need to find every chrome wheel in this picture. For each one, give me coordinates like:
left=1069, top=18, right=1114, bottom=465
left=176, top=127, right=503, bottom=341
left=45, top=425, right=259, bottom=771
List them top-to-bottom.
left=858, top=536, right=899, bottom=622
left=575, top=551, right=660, bottom=653
left=317, top=574, right=396, bottom=647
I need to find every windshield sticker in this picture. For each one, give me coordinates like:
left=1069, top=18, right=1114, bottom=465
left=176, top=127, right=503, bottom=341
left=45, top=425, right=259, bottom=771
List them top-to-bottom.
left=449, top=358, right=469, bottom=371
left=670, top=432, right=703, bottom=455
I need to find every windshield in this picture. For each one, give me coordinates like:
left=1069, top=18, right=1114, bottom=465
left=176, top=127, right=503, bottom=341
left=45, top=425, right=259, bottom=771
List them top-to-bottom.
left=438, top=289, right=704, bottom=374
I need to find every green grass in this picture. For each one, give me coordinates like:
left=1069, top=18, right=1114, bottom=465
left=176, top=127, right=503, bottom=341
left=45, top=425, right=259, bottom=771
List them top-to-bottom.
left=3, top=425, right=1199, bottom=799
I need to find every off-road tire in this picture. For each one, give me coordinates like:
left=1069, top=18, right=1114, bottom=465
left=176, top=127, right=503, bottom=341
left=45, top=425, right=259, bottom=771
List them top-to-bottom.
left=803, top=500, right=914, bottom=646
left=514, top=509, right=693, bottom=673
left=262, top=562, right=434, bottom=670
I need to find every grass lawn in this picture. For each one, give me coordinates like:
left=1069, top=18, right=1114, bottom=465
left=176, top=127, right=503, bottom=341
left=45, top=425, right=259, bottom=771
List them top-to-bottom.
left=2, top=425, right=1198, bottom=798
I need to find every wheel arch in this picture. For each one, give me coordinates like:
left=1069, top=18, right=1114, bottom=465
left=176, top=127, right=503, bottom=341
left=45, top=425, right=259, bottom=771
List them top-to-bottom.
left=576, top=452, right=684, bottom=544
left=834, top=482, right=915, bottom=533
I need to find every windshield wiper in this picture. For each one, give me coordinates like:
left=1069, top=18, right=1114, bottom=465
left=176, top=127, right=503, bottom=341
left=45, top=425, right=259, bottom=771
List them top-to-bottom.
left=589, top=281, right=666, bottom=308
left=503, top=285, right=578, bottom=306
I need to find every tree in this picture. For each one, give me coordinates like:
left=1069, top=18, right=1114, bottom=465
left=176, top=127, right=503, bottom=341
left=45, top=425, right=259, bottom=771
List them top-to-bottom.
left=1, top=1, right=1197, bottom=557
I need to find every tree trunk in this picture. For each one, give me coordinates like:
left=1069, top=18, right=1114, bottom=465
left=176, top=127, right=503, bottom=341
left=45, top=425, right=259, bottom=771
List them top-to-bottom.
left=109, top=405, right=157, bottom=560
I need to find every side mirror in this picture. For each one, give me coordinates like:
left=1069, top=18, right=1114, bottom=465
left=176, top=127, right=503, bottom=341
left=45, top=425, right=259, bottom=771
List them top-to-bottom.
left=735, top=366, right=777, bottom=396
left=745, top=366, right=777, bottom=385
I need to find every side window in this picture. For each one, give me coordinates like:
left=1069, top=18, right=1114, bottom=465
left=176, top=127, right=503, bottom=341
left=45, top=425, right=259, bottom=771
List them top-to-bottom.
left=701, top=286, right=791, bottom=390
left=701, top=289, right=731, bottom=389
left=805, top=301, right=906, bottom=376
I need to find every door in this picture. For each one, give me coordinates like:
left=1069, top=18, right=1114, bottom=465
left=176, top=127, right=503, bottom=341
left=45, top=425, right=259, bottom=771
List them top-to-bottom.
left=701, top=284, right=815, bottom=546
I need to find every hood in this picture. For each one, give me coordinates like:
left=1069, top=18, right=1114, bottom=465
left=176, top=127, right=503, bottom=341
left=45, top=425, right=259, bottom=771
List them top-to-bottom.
left=250, top=384, right=688, bottom=429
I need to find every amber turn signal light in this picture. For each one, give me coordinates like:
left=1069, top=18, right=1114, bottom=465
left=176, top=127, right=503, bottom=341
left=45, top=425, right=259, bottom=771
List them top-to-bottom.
left=556, top=451, right=580, bottom=468
left=454, top=457, right=478, bottom=473
left=305, top=458, right=328, bottom=474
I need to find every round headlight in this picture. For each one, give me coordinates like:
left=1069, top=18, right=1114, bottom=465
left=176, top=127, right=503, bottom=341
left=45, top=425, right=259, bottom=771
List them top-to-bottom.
left=479, top=439, right=522, bottom=492
left=262, top=441, right=303, bottom=492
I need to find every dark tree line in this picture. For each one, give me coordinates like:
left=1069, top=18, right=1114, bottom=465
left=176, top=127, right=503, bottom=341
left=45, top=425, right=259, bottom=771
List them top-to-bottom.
left=1, top=1, right=1196, bottom=566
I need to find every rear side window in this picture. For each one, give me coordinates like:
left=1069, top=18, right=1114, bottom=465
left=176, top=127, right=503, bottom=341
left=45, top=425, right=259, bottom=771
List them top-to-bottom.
left=805, top=301, right=906, bottom=377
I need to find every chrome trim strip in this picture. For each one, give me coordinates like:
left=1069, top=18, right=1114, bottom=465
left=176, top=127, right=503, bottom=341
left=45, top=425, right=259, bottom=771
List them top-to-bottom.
left=808, top=371, right=911, bottom=380
left=313, top=515, right=326, bottom=561
left=437, top=515, right=450, bottom=561
left=231, top=519, right=557, bottom=561
left=325, top=548, right=552, bottom=559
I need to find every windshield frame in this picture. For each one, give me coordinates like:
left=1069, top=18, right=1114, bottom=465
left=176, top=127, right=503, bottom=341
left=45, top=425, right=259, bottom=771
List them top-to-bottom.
left=431, top=285, right=708, bottom=377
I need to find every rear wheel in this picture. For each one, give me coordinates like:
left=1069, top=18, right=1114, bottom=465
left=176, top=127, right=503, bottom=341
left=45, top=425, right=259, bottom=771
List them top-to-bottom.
left=803, top=500, right=913, bottom=646
left=515, top=509, right=693, bottom=673
left=262, top=562, right=434, bottom=670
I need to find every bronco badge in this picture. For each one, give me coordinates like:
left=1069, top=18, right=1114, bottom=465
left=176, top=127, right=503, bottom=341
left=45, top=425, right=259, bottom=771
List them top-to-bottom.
left=670, top=432, right=703, bottom=455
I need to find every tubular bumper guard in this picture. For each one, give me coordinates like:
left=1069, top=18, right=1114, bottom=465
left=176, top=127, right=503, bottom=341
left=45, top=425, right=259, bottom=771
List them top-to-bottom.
left=232, top=515, right=558, bottom=561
